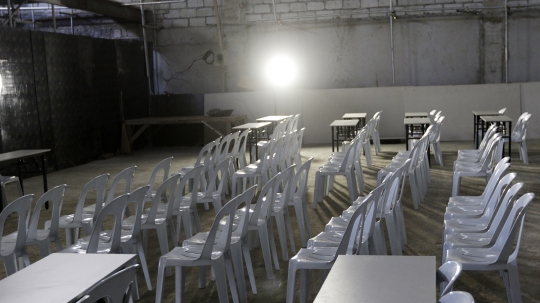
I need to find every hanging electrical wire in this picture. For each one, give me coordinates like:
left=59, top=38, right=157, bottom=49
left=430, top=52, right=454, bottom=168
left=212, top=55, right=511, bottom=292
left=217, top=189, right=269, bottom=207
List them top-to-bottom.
left=163, top=50, right=214, bottom=84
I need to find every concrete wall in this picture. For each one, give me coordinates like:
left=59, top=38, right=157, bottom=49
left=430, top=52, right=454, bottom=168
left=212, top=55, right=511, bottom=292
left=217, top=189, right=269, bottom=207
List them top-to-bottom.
left=205, top=81, right=540, bottom=144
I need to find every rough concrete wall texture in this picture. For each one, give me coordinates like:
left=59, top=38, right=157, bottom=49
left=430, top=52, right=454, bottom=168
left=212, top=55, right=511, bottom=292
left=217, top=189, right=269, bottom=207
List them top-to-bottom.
left=113, top=0, right=540, bottom=94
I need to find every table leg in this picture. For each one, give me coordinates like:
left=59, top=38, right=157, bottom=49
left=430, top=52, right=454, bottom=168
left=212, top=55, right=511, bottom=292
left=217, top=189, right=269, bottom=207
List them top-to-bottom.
left=473, top=114, right=477, bottom=148
left=508, top=121, right=512, bottom=162
left=405, top=124, right=409, bottom=151
left=331, top=126, right=335, bottom=152
left=41, top=155, right=49, bottom=209
left=17, top=165, right=24, bottom=195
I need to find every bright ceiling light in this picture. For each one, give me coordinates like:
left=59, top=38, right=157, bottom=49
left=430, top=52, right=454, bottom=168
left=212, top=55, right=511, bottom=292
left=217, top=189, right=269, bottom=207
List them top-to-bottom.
left=265, top=54, right=297, bottom=88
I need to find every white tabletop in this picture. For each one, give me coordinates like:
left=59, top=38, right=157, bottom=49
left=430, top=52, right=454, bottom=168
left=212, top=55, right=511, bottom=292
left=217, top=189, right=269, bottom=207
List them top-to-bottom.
left=405, top=112, right=429, bottom=117
left=342, top=113, right=367, bottom=119
left=256, top=115, right=291, bottom=122
left=404, top=117, right=431, bottom=125
left=330, top=120, right=359, bottom=127
left=232, top=122, right=272, bottom=130
left=0, top=253, right=136, bottom=303
left=314, top=255, right=435, bottom=303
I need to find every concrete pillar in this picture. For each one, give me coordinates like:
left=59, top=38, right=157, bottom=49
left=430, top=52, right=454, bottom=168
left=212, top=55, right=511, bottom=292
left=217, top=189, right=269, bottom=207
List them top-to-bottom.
left=481, top=0, right=505, bottom=83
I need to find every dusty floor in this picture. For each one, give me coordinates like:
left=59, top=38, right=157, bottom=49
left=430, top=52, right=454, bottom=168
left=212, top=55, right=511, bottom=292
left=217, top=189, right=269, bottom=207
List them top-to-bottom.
left=1, top=139, right=539, bottom=303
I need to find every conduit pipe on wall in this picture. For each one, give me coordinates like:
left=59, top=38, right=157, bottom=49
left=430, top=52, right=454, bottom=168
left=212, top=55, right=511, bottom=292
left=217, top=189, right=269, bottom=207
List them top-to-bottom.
left=139, top=0, right=154, bottom=104
left=212, top=0, right=226, bottom=92
left=389, top=0, right=395, bottom=86
left=504, top=0, right=508, bottom=83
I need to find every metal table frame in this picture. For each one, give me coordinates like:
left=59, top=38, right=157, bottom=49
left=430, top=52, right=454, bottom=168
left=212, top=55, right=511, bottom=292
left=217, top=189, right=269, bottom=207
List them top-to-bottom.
left=473, top=110, right=500, bottom=148
left=480, top=115, right=513, bottom=161
left=330, top=119, right=359, bottom=152
left=232, top=122, right=272, bottom=163
left=0, top=149, right=51, bottom=211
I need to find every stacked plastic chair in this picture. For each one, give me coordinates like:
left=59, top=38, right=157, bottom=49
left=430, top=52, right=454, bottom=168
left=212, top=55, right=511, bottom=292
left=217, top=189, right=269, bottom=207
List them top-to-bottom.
left=378, top=127, right=432, bottom=209
left=441, top=156, right=534, bottom=303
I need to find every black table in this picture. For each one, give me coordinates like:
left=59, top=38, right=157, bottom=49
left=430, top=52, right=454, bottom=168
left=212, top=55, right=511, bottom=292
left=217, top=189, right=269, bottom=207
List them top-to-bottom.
left=473, top=110, right=500, bottom=148
left=480, top=115, right=513, bottom=161
left=404, top=117, right=431, bottom=151
left=330, top=119, right=359, bottom=152
left=232, top=122, right=272, bottom=163
left=0, top=149, right=50, bottom=211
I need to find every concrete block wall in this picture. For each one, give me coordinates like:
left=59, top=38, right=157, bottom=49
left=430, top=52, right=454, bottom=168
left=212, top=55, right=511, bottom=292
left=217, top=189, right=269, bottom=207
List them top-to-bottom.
left=117, top=0, right=538, bottom=28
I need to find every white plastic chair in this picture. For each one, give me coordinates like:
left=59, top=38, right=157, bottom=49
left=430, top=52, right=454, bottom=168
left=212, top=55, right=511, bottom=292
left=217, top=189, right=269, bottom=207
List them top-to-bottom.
left=371, top=111, right=382, bottom=154
left=511, top=113, right=531, bottom=165
left=430, top=115, right=445, bottom=166
left=313, top=135, right=358, bottom=208
left=452, top=135, right=503, bottom=197
left=231, top=141, right=271, bottom=198
left=145, top=157, right=173, bottom=201
left=196, top=157, right=230, bottom=211
left=288, top=157, right=313, bottom=246
left=448, top=157, right=510, bottom=208
left=270, top=164, right=297, bottom=261
left=166, top=165, right=203, bottom=246
left=83, top=166, right=136, bottom=216
left=0, top=173, right=23, bottom=210
left=247, top=173, right=280, bottom=279
left=48, top=174, right=109, bottom=246
left=123, top=174, right=179, bottom=257
left=443, top=182, right=523, bottom=255
left=24, top=185, right=66, bottom=258
left=182, top=185, right=258, bottom=302
left=444, top=192, right=534, bottom=303
left=59, top=193, right=129, bottom=254
left=0, top=194, right=33, bottom=276
left=155, top=197, right=240, bottom=303
left=286, top=198, right=371, bottom=303
left=436, top=261, right=462, bottom=297
left=77, top=264, right=139, bottom=303
left=439, top=291, right=475, bottom=303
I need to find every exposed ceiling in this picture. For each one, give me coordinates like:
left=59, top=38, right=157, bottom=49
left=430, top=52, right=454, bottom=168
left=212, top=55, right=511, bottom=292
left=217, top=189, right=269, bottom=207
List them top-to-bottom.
left=33, top=0, right=141, bottom=21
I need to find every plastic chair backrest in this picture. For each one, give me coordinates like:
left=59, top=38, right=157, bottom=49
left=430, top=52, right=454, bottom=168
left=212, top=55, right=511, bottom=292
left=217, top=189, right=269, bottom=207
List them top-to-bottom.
left=498, top=108, right=506, bottom=115
left=290, top=114, right=300, bottom=133
left=476, top=124, right=498, bottom=152
left=294, top=127, right=305, bottom=153
left=235, top=129, right=250, bottom=169
left=217, top=133, right=233, bottom=163
left=337, top=135, right=359, bottom=173
left=195, top=140, right=216, bottom=166
left=146, top=157, right=172, bottom=198
left=290, top=157, right=313, bottom=201
left=478, top=157, right=510, bottom=199
left=204, top=158, right=230, bottom=206
left=382, top=161, right=408, bottom=215
left=275, top=164, right=296, bottom=209
left=174, top=165, right=203, bottom=210
left=105, top=166, right=136, bottom=205
left=476, top=172, right=516, bottom=221
left=250, top=173, right=279, bottom=225
left=73, top=174, right=109, bottom=223
left=145, top=174, right=180, bottom=224
left=362, top=179, right=387, bottom=241
left=481, top=182, right=524, bottom=243
left=27, top=185, right=67, bottom=243
left=126, top=185, right=151, bottom=240
left=231, top=186, right=256, bottom=239
left=494, top=192, right=534, bottom=264
left=87, top=194, right=129, bottom=254
left=0, top=195, right=33, bottom=259
left=199, top=197, right=238, bottom=260
left=337, top=198, right=370, bottom=256
left=436, top=261, right=462, bottom=297
left=79, top=264, right=139, bottom=303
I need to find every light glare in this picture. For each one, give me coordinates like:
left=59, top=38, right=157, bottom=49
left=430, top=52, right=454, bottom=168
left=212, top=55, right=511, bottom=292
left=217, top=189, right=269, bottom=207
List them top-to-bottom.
left=265, top=55, right=297, bottom=87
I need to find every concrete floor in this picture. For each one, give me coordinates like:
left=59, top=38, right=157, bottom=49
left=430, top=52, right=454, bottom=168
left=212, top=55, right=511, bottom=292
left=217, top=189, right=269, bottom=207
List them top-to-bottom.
left=1, top=140, right=539, bottom=303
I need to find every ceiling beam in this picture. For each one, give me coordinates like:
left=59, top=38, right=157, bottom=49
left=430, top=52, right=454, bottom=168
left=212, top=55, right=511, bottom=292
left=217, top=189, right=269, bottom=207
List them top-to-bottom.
left=34, top=0, right=142, bottom=21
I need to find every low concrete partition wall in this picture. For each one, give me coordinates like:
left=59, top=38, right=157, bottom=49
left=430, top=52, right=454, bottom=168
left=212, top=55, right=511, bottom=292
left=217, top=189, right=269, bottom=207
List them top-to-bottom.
left=205, top=82, right=540, bottom=145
